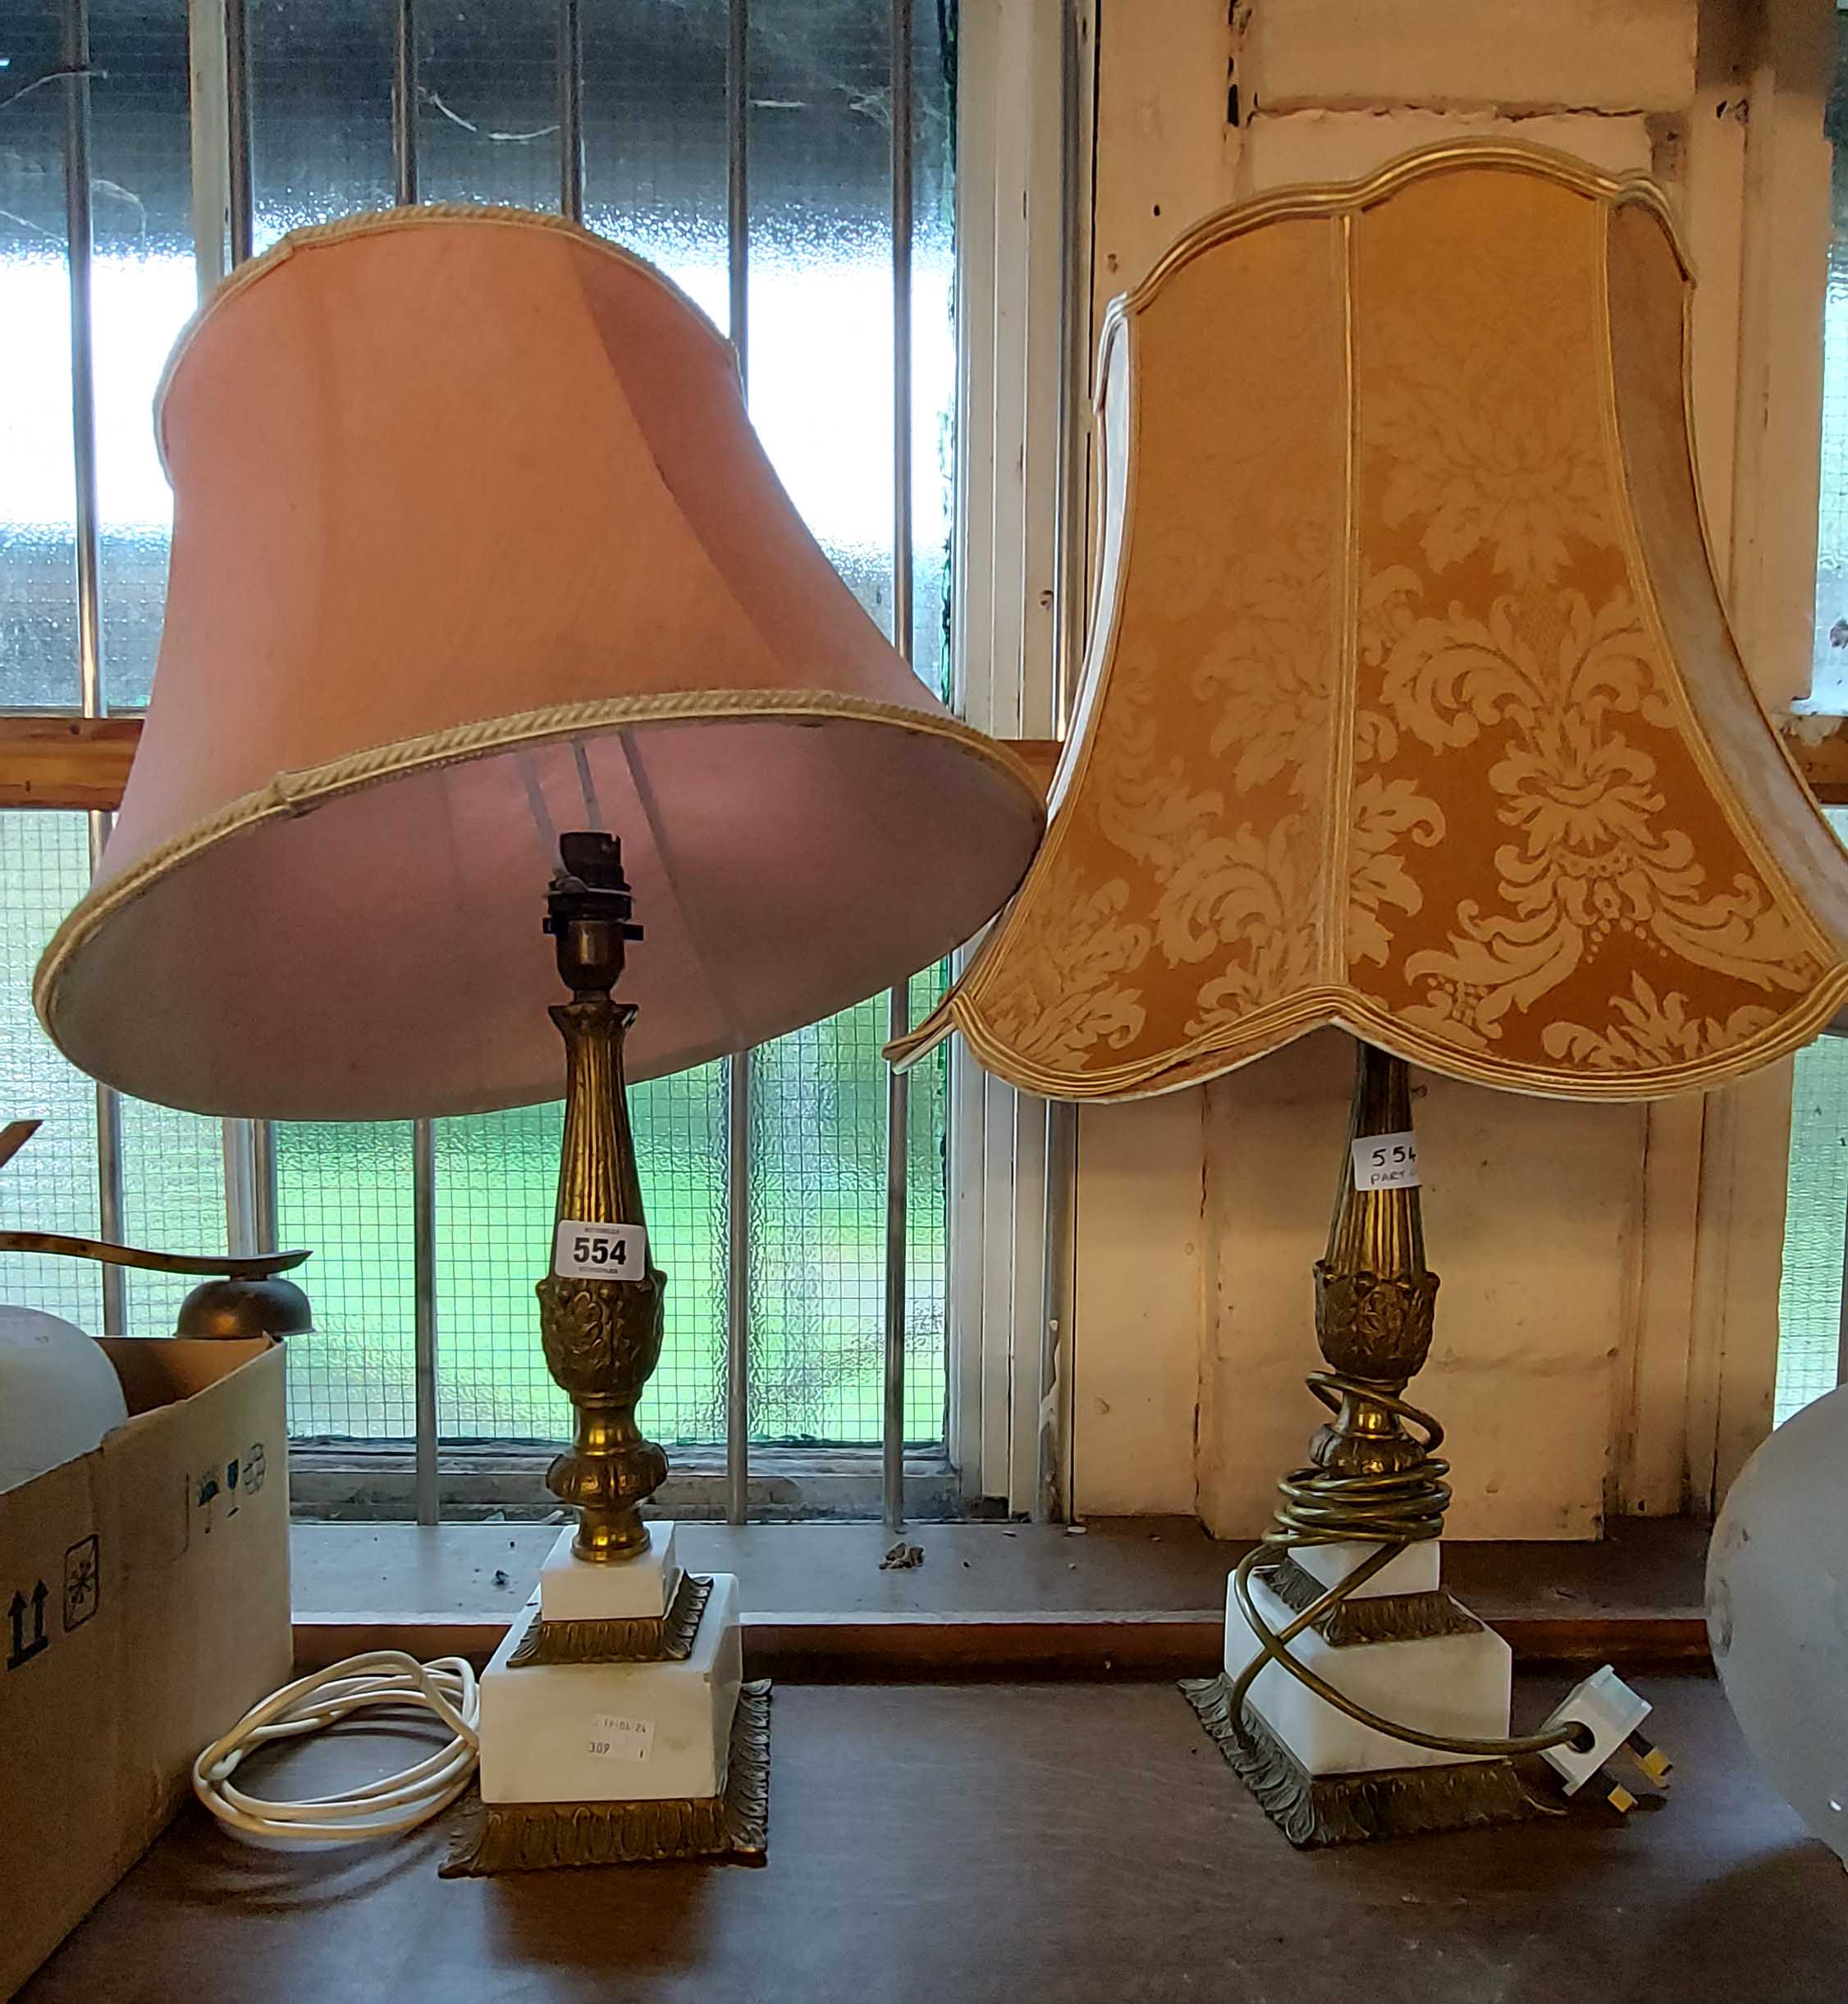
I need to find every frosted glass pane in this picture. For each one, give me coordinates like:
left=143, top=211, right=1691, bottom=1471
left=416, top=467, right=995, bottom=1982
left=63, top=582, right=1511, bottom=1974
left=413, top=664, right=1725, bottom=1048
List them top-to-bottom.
left=89, top=0, right=196, bottom=711
left=249, top=0, right=393, bottom=248
left=417, top=0, right=557, bottom=213
left=583, top=0, right=726, bottom=320
left=748, top=0, right=894, bottom=631
left=908, top=0, right=955, bottom=700
left=741, top=2, right=953, bottom=1444
left=0, top=10, right=80, bottom=709
left=1810, top=16, right=1848, bottom=705
left=1777, top=804, right=1848, bottom=1423
left=0, top=814, right=98, bottom=1328
left=904, top=961, right=950, bottom=1444
left=738, top=969, right=946, bottom=1449
left=1780, top=1041, right=1848, bottom=1422
left=120, top=1097, right=227, bottom=1335
left=278, top=1121, right=416, bottom=1438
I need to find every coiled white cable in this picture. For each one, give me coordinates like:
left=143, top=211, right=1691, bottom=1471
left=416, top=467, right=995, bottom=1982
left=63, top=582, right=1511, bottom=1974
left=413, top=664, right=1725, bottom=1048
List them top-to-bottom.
left=193, top=1650, right=480, bottom=1844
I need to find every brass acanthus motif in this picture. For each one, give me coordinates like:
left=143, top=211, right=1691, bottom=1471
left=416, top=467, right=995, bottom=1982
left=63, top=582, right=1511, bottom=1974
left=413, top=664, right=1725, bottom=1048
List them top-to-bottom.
left=1311, top=1267, right=1439, bottom=1384
left=537, top=1269, right=664, bottom=1396
left=1259, top=1555, right=1480, bottom=1647
left=507, top=1572, right=714, bottom=1668
left=1180, top=1675, right=1531, bottom=1847
left=441, top=1681, right=771, bottom=1875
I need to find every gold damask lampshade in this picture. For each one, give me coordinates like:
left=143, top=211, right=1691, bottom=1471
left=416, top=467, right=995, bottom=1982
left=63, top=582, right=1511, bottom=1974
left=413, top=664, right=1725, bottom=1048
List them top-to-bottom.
left=894, top=143, right=1848, bottom=1846
left=893, top=144, right=1848, bottom=1102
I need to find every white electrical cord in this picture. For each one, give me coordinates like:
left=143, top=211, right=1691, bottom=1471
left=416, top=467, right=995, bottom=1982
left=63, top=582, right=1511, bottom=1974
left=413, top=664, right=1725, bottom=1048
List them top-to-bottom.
left=193, top=1650, right=480, bottom=1844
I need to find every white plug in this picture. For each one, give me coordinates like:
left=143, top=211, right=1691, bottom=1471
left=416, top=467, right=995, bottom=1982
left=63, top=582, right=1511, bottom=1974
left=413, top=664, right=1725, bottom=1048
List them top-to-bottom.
left=1538, top=1665, right=1673, bottom=1813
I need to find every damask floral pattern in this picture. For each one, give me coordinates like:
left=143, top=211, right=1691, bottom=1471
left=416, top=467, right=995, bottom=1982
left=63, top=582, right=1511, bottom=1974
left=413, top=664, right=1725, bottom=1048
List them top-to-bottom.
left=896, top=149, right=1848, bottom=1100
left=1349, top=172, right=1824, bottom=1068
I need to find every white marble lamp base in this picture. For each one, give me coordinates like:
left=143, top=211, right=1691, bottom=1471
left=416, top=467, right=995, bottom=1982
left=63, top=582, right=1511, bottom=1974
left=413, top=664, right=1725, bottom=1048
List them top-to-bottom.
left=446, top=1523, right=766, bottom=1873
left=1187, top=1539, right=1532, bottom=1845
left=1225, top=1540, right=1512, bottom=1775
left=479, top=1573, right=743, bottom=1805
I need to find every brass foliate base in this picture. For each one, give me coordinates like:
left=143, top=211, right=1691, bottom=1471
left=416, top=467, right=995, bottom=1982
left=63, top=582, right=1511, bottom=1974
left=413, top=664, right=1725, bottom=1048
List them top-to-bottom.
left=1260, top=1555, right=1482, bottom=1647
left=506, top=1572, right=714, bottom=1668
left=1181, top=1675, right=1535, bottom=1847
left=441, top=1681, right=772, bottom=1875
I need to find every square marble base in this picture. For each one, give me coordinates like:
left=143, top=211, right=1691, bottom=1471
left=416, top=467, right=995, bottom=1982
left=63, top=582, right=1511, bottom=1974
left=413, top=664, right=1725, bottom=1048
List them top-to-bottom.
left=539, top=1522, right=681, bottom=1624
left=1224, top=1546, right=1511, bottom=1778
left=480, top=1571, right=742, bottom=1805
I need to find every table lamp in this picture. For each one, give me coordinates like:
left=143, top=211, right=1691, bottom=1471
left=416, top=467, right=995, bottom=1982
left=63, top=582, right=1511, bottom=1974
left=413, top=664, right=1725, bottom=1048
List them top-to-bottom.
left=893, top=141, right=1848, bottom=1844
left=34, top=206, right=1043, bottom=1868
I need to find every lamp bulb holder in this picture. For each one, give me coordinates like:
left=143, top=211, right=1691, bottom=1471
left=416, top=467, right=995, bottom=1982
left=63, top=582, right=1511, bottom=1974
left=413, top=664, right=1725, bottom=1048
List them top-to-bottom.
left=544, top=829, right=644, bottom=1000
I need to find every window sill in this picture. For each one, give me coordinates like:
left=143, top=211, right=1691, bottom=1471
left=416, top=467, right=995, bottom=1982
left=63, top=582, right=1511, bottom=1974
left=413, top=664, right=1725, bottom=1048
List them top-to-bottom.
left=290, top=1514, right=1709, bottom=1677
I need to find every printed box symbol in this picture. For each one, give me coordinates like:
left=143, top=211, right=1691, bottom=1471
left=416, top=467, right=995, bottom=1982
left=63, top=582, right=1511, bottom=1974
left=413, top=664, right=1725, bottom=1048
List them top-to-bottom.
left=63, top=1535, right=99, bottom=1631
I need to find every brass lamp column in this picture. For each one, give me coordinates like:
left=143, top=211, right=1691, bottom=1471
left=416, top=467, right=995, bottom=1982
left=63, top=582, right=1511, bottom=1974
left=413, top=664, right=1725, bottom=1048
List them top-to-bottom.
left=537, top=832, right=670, bottom=1564
left=1306, top=1045, right=1443, bottom=1517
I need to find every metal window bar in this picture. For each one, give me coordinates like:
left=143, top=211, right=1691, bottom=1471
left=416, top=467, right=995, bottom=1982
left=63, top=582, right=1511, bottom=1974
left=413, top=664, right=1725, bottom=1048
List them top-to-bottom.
left=60, top=0, right=126, bottom=1336
left=219, top=0, right=279, bottom=1260
left=725, top=0, right=753, bottom=1530
left=883, top=0, right=914, bottom=1530
left=396, top=2, right=439, bottom=1524
left=1838, top=1181, right=1848, bottom=1397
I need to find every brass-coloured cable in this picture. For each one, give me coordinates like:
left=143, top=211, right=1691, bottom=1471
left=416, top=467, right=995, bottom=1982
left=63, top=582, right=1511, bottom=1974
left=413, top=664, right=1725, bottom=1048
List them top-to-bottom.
left=1228, top=1370, right=1586, bottom=1762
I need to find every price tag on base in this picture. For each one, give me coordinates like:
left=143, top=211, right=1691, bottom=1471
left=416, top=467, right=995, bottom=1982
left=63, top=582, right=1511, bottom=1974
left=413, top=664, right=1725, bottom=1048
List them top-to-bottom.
left=1352, top=1132, right=1419, bottom=1191
left=552, top=1221, right=647, bottom=1280
left=586, top=1714, right=654, bottom=1763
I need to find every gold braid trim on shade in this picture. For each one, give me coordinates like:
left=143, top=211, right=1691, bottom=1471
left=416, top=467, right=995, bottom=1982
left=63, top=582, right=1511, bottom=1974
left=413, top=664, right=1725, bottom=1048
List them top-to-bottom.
left=890, top=141, right=1848, bottom=1104
left=35, top=689, right=1037, bottom=1059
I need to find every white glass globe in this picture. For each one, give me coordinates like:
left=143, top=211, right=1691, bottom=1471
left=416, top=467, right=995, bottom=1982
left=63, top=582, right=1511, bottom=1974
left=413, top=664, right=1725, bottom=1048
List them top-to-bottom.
left=0, top=1305, right=130, bottom=1494
left=1707, top=1383, right=1848, bottom=1867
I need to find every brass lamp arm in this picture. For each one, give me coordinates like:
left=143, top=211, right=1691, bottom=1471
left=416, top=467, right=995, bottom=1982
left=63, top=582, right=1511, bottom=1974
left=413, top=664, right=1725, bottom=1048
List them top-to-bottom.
left=0, top=1230, right=309, bottom=1279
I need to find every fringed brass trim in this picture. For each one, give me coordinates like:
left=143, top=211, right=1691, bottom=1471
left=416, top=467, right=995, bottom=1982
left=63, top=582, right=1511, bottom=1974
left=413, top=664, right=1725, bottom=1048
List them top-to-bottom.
left=1259, top=1557, right=1483, bottom=1648
left=508, top=1572, right=715, bottom=1668
left=1180, top=1674, right=1535, bottom=1847
left=441, top=1681, right=771, bottom=1876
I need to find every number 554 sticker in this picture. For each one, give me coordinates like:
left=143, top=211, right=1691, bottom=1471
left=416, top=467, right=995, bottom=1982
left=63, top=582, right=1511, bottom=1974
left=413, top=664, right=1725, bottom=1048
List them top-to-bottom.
left=1352, top=1131, right=1419, bottom=1191
left=553, top=1221, right=648, bottom=1280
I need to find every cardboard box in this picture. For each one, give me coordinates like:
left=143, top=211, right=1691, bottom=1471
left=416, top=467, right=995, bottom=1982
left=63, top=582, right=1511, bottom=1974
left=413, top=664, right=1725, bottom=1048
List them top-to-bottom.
left=0, top=1338, right=290, bottom=1998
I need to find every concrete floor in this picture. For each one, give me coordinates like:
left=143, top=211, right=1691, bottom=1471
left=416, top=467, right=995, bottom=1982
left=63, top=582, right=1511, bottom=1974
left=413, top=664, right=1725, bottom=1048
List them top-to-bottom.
left=24, top=1673, right=1845, bottom=2003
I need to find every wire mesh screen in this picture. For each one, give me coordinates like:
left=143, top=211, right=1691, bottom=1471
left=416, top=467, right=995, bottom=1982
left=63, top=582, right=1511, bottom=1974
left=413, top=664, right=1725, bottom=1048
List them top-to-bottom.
left=90, top=0, right=198, bottom=709
left=249, top=0, right=394, bottom=249
left=0, top=6, right=80, bottom=711
left=1814, top=14, right=1848, bottom=708
left=1777, top=20, right=1848, bottom=1415
left=0, top=813, right=99, bottom=1328
left=903, top=960, right=952, bottom=1444
left=743, top=977, right=947, bottom=1448
left=748, top=999, right=886, bottom=1443
left=1779, top=1033, right=1848, bottom=1424
left=434, top=1068, right=727, bottom=1445
left=119, top=1098, right=226, bottom=1335
left=278, top=1121, right=417, bottom=1438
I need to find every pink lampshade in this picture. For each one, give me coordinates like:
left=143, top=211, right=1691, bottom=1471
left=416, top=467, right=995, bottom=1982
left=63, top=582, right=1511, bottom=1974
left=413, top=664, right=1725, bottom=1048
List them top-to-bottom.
left=34, top=207, right=1042, bottom=1121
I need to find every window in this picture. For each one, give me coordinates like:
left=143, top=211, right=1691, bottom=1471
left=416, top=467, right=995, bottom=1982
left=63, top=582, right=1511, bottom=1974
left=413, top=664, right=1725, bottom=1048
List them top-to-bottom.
left=0, top=0, right=958, bottom=1498
left=1777, top=11, right=1848, bottom=1425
